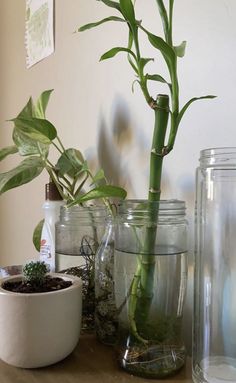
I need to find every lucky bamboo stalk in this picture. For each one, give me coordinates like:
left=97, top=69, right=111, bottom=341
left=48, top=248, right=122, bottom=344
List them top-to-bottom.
left=79, top=0, right=215, bottom=343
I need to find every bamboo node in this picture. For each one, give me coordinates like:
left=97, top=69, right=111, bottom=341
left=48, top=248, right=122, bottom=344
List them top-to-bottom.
left=151, top=146, right=169, bottom=157
left=149, top=188, right=161, bottom=194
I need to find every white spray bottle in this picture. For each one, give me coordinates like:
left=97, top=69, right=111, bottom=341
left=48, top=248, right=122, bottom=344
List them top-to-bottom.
left=39, top=181, right=64, bottom=271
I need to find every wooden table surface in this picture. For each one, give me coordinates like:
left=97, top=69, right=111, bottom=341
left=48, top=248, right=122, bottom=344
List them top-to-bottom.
left=0, top=334, right=192, bottom=383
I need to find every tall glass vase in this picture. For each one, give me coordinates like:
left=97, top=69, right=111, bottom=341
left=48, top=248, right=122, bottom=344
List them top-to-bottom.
left=193, top=148, right=236, bottom=383
left=114, top=200, right=188, bottom=378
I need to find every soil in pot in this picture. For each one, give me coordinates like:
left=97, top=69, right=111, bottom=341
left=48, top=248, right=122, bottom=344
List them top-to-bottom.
left=2, top=276, right=72, bottom=293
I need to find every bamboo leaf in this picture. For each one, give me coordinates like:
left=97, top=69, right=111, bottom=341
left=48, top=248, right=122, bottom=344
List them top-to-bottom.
left=98, top=0, right=121, bottom=11
left=119, top=0, right=135, bottom=22
left=155, top=0, right=169, bottom=42
left=78, top=16, right=125, bottom=32
left=142, top=28, right=176, bottom=66
left=128, top=29, right=133, bottom=49
left=174, top=41, right=187, bottom=58
left=100, top=47, right=137, bottom=61
left=139, top=58, right=154, bottom=72
left=146, top=74, right=169, bottom=84
left=132, top=79, right=140, bottom=93
left=34, top=89, right=54, bottom=118
left=176, top=95, right=216, bottom=127
left=13, top=117, right=57, bottom=144
left=13, top=128, right=49, bottom=156
left=0, top=146, right=18, bottom=161
left=0, top=156, right=44, bottom=194
left=69, top=185, right=127, bottom=205
left=33, top=219, right=44, bottom=252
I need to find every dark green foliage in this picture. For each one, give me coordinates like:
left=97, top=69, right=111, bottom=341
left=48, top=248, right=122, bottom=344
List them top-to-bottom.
left=23, top=261, right=48, bottom=285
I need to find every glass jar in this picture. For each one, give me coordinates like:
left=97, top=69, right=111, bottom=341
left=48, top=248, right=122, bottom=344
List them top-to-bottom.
left=193, top=148, right=236, bottom=383
left=114, top=199, right=188, bottom=378
left=55, top=205, right=108, bottom=331
left=95, top=219, right=118, bottom=345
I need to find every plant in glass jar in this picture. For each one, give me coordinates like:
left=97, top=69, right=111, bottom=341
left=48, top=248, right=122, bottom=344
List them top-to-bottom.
left=79, top=0, right=215, bottom=378
left=0, top=90, right=126, bottom=331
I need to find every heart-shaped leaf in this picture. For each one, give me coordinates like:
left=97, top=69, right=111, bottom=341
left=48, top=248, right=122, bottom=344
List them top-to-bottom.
left=34, top=89, right=54, bottom=118
left=16, top=97, right=34, bottom=119
left=13, top=117, right=57, bottom=144
left=13, top=128, right=49, bottom=156
left=0, top=146, right=18, bottom=161
left=55, top=148, right=85, bottom=178
left=0, top=156, right=44, bottom=194
left=69, top=185, right=127, bottom=205
left=33, top=219, right=44, bottom=252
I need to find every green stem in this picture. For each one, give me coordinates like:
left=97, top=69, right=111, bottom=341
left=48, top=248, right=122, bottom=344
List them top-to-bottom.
left=168, top=0, right=174, bottom=46
left=128, top=95, right=169, bottom=341
left=148, top=95, right=169, bottom=201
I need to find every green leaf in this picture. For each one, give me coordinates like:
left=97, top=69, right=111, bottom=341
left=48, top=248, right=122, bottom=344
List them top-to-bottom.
left=98, top=0, right=121, bottom=11
left=119, top=0, right=136, bottom=27
left=155, top=0, right=169, bottom=42
left=79, top=16, right=125, bottom=32
left=143, top=28, right=176, bottom=66
left=128, top=29, right=133, bottom=49
left=127, top=31, right=138, bottom=74
left=174, top=41, right=187, bottom=58
left=100, top=47, right=137, bottom=61
left=139, top=58, right=154, bottom=72
left=146, top=74, right=169, bottom=84
left=131, top=79, right=140, bottom=93
left=34, top=89, right=54, bottom=118
left=176, top=95, right=217, bottom=128
left=16, top=97, right=34, bottom=119
left=13, top=117, right=57, bottom=144
left=13, top=128, right=49, bottom=157
left=0, top=146, right=18, bottom=161
left=55, top=148, right=85, bottom=178
left=0, top=156, right=44, bottom=194
left=91, top=169, right=106, bottom=185
left=69, top=185, right=127, bottom=205
left=33, top=219, right=44, bottom=252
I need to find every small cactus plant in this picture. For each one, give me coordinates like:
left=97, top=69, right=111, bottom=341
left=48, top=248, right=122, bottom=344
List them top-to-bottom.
left=23, top=261, right=48, bottom=285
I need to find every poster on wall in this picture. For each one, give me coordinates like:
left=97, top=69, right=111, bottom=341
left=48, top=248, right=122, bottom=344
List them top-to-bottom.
left=25, top=0, right=54, bottom=68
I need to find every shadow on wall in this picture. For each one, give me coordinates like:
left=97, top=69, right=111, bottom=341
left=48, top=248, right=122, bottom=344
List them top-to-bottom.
left=96, top=94, right=170, bottom=198
left=97, top=96, right=135, bottom=196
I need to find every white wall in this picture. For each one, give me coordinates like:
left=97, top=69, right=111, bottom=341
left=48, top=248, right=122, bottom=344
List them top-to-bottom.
left=1, top=0, right=236, bottom=347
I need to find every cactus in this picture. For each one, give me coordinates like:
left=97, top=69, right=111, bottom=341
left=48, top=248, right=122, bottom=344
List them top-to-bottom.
left=23, top=261, right=48, bottom=285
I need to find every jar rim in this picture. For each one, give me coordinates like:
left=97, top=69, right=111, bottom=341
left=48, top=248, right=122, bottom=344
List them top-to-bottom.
left=199, top=147, right=236, bottom=167
left=117, top=199, right=186, bottom=215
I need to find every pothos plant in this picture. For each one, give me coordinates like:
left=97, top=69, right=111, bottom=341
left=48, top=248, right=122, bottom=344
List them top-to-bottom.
left=79, top=0, right=215, bottom=345
left=0, top=90, right=126, bottom=249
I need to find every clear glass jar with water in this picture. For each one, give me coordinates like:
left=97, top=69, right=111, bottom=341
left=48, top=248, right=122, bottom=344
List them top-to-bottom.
left=193, top=148, right=236, bottom=383
left=114, top=199, right=188, bottom=378
left=55, top=205, right=107, bottom=331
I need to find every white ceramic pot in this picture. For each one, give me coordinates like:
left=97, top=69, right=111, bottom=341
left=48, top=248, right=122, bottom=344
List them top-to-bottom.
left=0, top=273, right=82, bottom=368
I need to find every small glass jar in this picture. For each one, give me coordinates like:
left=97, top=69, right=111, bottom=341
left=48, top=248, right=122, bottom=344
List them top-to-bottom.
left=193, top=148, right=236, bottom=383
left=114, top=199, right=188, bottom=378
left=55, top=205, right=108, bottom=331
